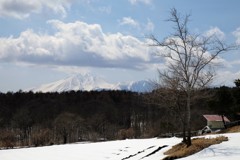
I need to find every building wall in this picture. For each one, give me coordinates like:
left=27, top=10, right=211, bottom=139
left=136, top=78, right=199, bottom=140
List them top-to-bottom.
left=207, top=121, right=225, bottom=129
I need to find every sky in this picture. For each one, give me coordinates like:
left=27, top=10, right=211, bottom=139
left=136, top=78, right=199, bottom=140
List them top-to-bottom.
left=0, top=0, right=240, bottom=92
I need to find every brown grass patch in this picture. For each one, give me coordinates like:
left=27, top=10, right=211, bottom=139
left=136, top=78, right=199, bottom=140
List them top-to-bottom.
left=219, top=126, right=240, bottom=133
left=163, top=136, right=228, bottom=160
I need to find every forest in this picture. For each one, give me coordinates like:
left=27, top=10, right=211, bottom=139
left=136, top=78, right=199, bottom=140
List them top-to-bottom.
left=0, top=86, right=239, bottom=148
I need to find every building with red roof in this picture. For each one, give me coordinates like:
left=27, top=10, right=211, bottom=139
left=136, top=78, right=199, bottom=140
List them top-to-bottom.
left=203, top=115, right=230, bottom=130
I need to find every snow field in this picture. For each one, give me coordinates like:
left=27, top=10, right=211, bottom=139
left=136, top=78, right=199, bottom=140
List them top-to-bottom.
left=1, top=133, right=240, bottom=160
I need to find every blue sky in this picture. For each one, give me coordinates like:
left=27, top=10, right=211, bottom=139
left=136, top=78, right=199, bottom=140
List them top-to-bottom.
left=0, top=0, right=240, bottom=92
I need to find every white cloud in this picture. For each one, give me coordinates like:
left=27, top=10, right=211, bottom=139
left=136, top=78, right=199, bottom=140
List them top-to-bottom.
left=0, top=0, right=72, bottom=19
left=0, top=0, right=41, bottom=19
left=129, top=0, right=152, bottom=5
left=119, top=17, right=140, bottom=28
left=119, top=18, right=155, bottom=34
left=145, top=18, right=155, bottom=32
left=0, top=20, right=159, bottom=70
left=205, top=27, right=225, bottom=40
left=233, top=27, right=240, bottom=44
left=231, top=60, right=240, bottom=65
left=55, top=66, right=91, bottom=75
left=214, top=70, right=240, bottom=86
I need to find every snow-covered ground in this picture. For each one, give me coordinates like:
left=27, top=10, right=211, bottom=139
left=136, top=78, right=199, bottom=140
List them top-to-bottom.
left=0, top=133, right=240, bottom=160
left=182, top=133, right=240, bottom=160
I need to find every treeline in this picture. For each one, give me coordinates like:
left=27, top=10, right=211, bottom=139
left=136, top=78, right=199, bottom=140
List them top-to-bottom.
left=0, top=86, right=239, bottom=148
left=0, top=90, right=163, bottom=148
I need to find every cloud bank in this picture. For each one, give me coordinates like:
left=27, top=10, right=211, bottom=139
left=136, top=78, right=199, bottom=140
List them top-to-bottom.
left=0, top=20, right=159, bottom=70
left=0, top=21, right=237, bottom=73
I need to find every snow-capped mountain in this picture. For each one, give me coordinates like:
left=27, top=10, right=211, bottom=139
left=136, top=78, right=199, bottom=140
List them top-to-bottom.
left=27, top=74, right=153, bottom=93
left=114, top=80, right=153, bottom=93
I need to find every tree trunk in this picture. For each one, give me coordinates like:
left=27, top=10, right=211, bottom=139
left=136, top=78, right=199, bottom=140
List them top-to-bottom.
left=186, top=92, right=192, bottom=146
left=221, top=115, right=227, bottom=129
left=182, top=118, right=187, bottom=143
left=63, top=128, right=67, bottom=144
left=63, top=135, right=67, bottom=144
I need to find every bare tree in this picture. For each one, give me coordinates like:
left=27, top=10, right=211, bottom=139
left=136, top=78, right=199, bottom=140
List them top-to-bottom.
left=150, top=8, right=235, bottom=146
left=54, top=112, right=84, bottom=144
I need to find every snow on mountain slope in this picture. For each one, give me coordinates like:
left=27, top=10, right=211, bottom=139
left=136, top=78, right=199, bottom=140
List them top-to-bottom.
left=27, top=74, right=153, bottom=93
left=28, top=74, right=115, bottom=93
left=114, top=80, right=153, bottom=92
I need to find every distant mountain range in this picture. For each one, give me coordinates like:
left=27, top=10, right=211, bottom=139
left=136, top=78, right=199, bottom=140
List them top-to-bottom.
left=27, top=74, right=154, bottom=93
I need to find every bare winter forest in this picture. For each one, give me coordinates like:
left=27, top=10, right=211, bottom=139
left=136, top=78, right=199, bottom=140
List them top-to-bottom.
left=0, top=86, right=239, bottom=148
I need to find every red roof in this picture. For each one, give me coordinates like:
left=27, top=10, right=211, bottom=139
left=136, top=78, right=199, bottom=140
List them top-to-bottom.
left=203, top=115, right=230, bottom=122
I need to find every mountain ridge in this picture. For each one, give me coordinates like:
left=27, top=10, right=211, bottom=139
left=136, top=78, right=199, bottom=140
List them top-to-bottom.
left=26, top=74, right=153, bottom=93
